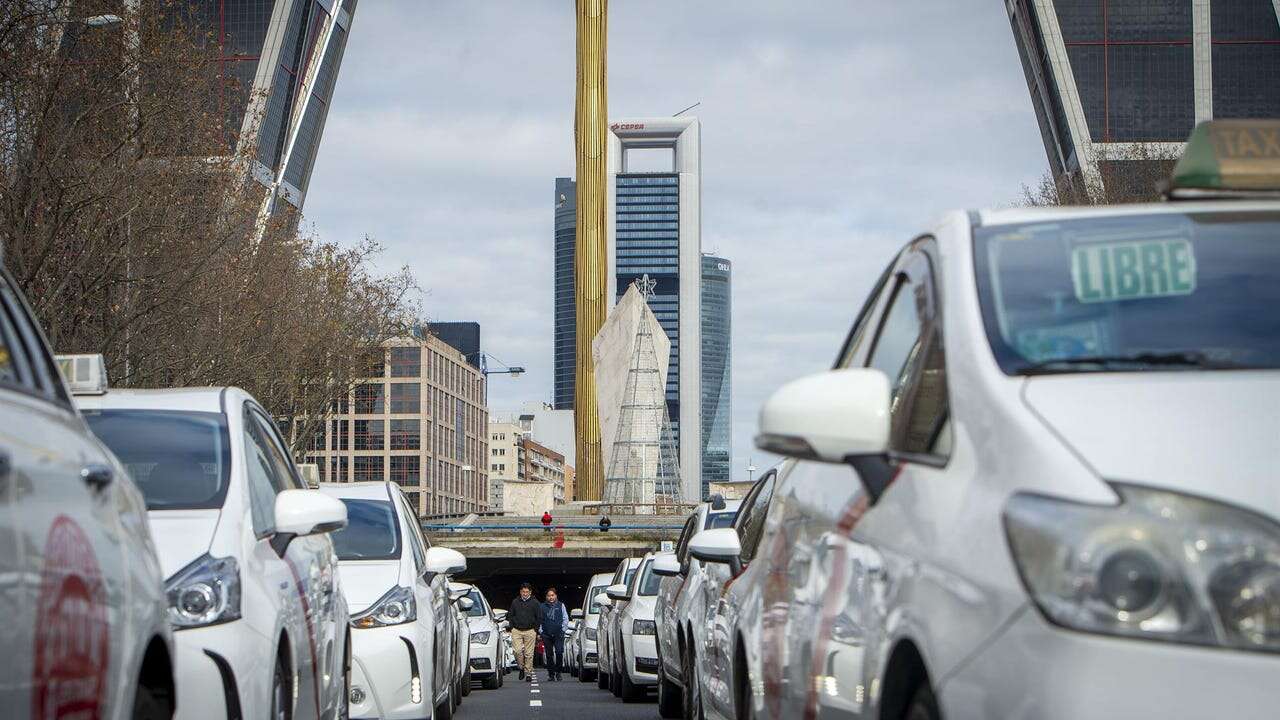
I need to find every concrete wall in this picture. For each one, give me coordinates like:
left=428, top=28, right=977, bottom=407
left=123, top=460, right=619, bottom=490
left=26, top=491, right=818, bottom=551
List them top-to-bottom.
left=503, top=481, right=557, bottom=516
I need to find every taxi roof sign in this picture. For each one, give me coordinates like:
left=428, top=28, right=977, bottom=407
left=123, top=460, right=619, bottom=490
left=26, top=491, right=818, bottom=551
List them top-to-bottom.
left=1167, top=120, right=1280, bottom=199
left=55, top=353, right=109, bottom=395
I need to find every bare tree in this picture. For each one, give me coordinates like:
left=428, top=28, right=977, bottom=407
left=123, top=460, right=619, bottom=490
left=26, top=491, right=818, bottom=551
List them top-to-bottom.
left=1023, top=143, right=1180, bottom=206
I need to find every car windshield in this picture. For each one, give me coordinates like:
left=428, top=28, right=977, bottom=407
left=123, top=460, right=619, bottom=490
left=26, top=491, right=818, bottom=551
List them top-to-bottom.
left=974, top=212, right=1280, bottom=375
left=82, top=409, right=231, bottom=510
left=330, top=499, right=401, bottom=561
left=705, top=511, right=737, bottom=529
left=636, top=562, right=661, bottom=596
left=588, top=585, right=609, bottom=613
left=464, top=589, right=487, bottom=616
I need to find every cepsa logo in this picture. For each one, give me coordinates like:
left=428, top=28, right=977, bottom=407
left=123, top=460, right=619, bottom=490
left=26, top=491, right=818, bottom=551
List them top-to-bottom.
left=610, top=122, right=645, bottom=132
left=33, top=516, right=109, bottom=720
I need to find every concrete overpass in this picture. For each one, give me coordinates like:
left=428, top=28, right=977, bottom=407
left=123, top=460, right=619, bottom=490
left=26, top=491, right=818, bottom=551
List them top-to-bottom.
left=421, top=513, right=686, bottom=611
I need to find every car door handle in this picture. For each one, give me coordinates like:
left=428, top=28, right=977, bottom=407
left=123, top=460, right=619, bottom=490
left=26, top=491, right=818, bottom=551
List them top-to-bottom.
left=81, top=463, right=113, bottom=490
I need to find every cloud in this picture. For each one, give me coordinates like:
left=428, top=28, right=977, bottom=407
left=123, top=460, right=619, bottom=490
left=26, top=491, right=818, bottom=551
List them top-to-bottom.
left=305, top=0, right=1049, bottom=481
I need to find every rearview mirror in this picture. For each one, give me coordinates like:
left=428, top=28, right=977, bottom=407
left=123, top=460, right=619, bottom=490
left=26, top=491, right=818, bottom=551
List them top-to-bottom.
left=755, top=368, right=890, bottom=462
left=271, top=490, right=347, bottom=556
left=689, top=528, right=742, bottom=574
left=426, top=547, right=467, bottom=577
left=652, top=553, right=681, bottom=578
left=605, top=583, right=630, bottom=601
left=595, top=592, right=612, bottom=608
left=458, top=596, right=474, bottom=611
left=570, top=608, right=583, bottom=619
left=493, top=609, right=508, bottom=619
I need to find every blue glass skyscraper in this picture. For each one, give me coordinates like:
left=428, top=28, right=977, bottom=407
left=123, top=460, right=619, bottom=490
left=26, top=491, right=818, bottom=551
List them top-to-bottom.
left=553, top=178, right=577, bottom=410
left=700, top=255, right=731, bottom=498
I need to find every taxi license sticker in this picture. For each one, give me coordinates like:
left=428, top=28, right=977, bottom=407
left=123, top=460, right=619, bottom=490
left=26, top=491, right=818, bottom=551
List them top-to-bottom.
left=1071, top=237, right=1196, bottom=304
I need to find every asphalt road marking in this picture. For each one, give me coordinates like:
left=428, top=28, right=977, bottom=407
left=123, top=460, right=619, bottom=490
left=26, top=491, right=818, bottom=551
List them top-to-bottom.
left=531, top=700, right=543, bottom=707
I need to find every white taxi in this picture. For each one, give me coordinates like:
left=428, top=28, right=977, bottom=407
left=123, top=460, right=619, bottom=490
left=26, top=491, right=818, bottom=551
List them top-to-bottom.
left=724, top=121, right=1280, bottom=720
left=0, top=278, right=174, bottom=717
left=78, top=386, right=351, bottom=719
left=317, top=482, right=468, bottom=720
left=607, top=552, right=664, bottom=702
left=595, top=556, right=641, bottom=692
left=573, top=571, right=615, bottom=683
left=456, top=583, right=506, bottom=689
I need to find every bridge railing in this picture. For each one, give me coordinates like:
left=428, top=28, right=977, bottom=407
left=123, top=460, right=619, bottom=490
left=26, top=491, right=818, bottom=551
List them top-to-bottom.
left=580, top=502, right=699, bottom=516
left=424, top=523, right=677, bottom=532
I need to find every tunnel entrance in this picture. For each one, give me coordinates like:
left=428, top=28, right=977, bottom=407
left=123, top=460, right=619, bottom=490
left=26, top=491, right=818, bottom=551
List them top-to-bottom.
left=459, top=556, right=624, bottom=614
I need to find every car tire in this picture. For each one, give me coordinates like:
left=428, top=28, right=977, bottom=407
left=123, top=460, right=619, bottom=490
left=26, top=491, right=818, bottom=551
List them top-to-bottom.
left=683, top=643, right=703, bottom=720
left=271, top=650, right=292, bottom=720
left=610, top=657, right=623, bottom=697
left=597, top=664, right=609, bottom=689
left=620, top=666, right=644, bottom=703
left=462, top=668, right=472, bottom=697
left=657, top=669, right=683, bottom=718
left=484, top=670, right=501, bottom=690
left=435, top=682, right=454, bottom=720
left=131, top=683, right=171, bottom=720
left=904, top=683, right=941, bottom=720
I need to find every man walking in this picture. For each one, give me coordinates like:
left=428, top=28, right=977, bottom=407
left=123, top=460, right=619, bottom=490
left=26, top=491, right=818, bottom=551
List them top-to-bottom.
left=508, top=583, right=543, bottom=682
left=540, top=587, right=570, bottom=681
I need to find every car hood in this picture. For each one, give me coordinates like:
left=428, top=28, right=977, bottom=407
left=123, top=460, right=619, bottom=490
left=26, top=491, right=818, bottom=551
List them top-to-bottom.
left=1023, top=372, right=1280, bottom=519
left=148, top=509, right=220, bottom=579
left=337, top=561, right=401, bottom=613
left=626, top=595, right=657, bottom=621
left=469, top=615, right=495, bottom=633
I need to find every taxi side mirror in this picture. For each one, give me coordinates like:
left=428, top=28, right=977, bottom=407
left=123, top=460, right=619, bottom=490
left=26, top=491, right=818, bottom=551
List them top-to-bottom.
left=755, top=368, right=890, bottom=462
left=271, top=490, right=347, bottom=557
left=689, top=528, right=742, bottom=575
left=427, top=547, right=467, bottom=578
left=652, top=553, right=682, bottom=578
left=605, top=583, right=631, bottom=602
left=595, top=592, right=613, bottom=608
left=458, top=596, right=475, bottom=611
left=571, top=608, right=584, bottom=619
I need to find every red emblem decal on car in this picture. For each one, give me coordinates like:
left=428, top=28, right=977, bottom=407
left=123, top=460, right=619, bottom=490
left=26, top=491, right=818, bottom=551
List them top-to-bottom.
left=32, top=515, right=110, bottom=720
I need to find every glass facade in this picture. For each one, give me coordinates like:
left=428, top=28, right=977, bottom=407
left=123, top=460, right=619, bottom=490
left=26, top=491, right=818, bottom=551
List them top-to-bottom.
left=1010, top=0, right=1280, bottom=183
left=615, top=173, right=682, bottom=445
left=553, top=178, right=577, bottom=410
left=700, top=256, right=731, bottom=498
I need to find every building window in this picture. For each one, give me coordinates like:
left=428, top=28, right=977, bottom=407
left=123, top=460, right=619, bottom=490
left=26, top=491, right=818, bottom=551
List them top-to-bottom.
left=390, top=346, right=421, bottom=377
left=365, top=350, right=386, bottom=378
left=354, top=383, right=385, bottom=414
left=390, top=383, right=420, bottom=413
left=330, top=393, right=349, bottom=414
left=331, top=419, right=349, bottom=451
left=353, top=419, right=384, bottom=451
left=390, top=419, right=420, bottom=450
left=306, top=424, right=325, bottom=451
left=332, top=456, right=349, bottom=482
left=353, top=456, right=383, bottom=482
left=391, top=456, right=420, bottom=486
left=406, top=491, right=420, bottom=511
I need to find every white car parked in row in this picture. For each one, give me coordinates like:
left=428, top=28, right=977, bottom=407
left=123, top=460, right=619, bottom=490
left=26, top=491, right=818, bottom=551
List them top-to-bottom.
left=710, top=123, right=1280, bottom=720
left=0, top=267, right=174, bottom=719
left=79, top=386, right=351, bottom=720
left=317, top=482, right=468, bottom=720
left=653, top=495, right=742, bottom=717
left=606, top=552, right=663, bottom=702
left=595, top=557, right=641, bottom=692
left=573, top=571, right=615, bottom=683
left=456, top=583, right=506, bottom=689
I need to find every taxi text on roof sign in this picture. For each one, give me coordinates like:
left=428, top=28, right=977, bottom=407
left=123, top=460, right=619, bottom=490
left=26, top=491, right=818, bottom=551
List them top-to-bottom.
left=1168, top=119, right=1280, bottom=195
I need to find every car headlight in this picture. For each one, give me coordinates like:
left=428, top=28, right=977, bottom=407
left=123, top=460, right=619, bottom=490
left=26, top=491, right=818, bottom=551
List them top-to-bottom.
left=1005, top=484, right=1280, bottom=652
left=165, top=554, right=240, bottom=629
left=351, top=586, right=416, bottom=628
left=632, top=619, right=656, bottom=636
left=585, top=627, right=597, bottom=641
left=470, top=631, right=491, bottom=644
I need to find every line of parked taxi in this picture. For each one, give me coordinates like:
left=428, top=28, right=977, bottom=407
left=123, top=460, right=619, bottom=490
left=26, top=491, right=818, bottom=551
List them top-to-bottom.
left=576, top=121, right=1279, bottom=720
left=0, top=254, right=516, bottom=718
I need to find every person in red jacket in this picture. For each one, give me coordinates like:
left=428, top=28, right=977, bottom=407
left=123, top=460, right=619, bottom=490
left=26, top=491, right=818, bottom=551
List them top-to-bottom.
left=541, top=511, right=553, bottom=532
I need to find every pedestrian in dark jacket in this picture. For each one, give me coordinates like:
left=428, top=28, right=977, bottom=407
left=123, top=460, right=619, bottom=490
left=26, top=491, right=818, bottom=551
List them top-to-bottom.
left=509, top=583, right=544, bottom=681
left=539, top=587, right=570, bottom=681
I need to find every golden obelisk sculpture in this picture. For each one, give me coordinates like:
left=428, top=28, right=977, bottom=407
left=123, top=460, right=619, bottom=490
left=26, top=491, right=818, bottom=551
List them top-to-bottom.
left=574, top=0, right=608, bottom=501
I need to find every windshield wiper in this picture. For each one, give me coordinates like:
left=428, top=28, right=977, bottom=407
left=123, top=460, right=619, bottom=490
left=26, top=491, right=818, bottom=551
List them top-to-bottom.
left=1017, top=351, right=1242, bottom=376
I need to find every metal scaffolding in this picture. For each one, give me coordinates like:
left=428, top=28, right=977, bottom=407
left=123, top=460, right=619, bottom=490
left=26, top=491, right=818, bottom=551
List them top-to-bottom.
left=603, top=277, right=683, bottom=508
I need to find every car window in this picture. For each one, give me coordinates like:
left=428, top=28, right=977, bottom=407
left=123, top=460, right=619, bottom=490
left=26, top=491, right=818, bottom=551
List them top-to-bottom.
left=865, top=250, right=951, bottom=460
left=836, top=257, right=898, bottom=369
left=0, top=273, right=71, bottom=406
left=0, top=286, right=34, bottom=391
left=82, top=409, right=231, bottom=510
left=243, top=409, right=286, bottom=536
left=251, top=409, right=305, bottom=490
left=736, top=472, right=777, bottom=563
left=398, top=493, right=427, bottom=572
left=329, top=498, right=401, bottom=560
left=704, top=511, right=737, bottom=529
left=675, top=514, right=697, bottom=565
left=636, top=561, right=661, bottom=596
left=587, top=584, right=609, bottom=613
left=464, top=589, right=487, bottom=616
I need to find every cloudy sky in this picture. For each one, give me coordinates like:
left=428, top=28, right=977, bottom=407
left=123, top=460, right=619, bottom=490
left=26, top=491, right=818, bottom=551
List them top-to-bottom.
left=306, top=0, right=1049, bottom=479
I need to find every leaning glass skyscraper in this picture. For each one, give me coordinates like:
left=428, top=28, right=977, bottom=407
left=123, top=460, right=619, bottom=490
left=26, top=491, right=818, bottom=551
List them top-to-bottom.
left=553, top=178, right=577, bottom=410
left=700, top=255, right=731, bottom=498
